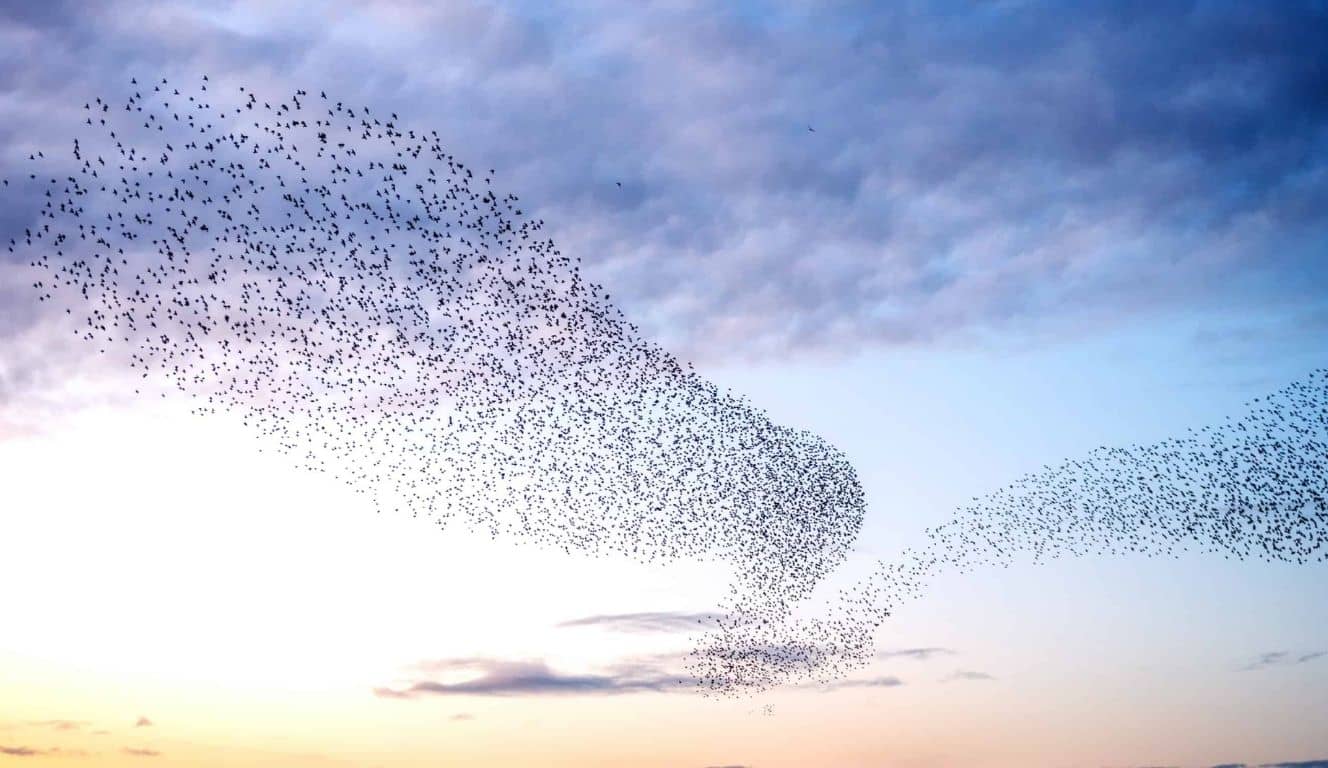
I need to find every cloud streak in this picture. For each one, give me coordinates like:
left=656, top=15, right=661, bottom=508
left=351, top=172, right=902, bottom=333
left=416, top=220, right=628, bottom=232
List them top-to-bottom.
left=557, top=611, right=720, bottom=634
left=876, top=647, right=955, bottom=662
left=1242, top=651, right=1326, bottom=671
left=374, top=658, right=691, bottom=699
left=943, top=670, right=995, bottom=682
left=801, top=675, right=904, bottom=692
left=23, top=721, right=86, bottom=732
left=0, top=745, right=88, bottom=758
left=1192, top=761, right=1328, bottom=768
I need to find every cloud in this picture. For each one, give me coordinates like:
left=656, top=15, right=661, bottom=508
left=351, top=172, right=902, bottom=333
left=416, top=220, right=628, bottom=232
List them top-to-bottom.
left=2, top=0, right=1326, bottom=371
left=556, top=611, right=720, bottom=633
left=876, top=647, right=955, bottom=662
left=1242, top=650, right=1327, bottom=671
left=1245, top=651, right=1291, bottom=670
left=374, top=657, right=691, bottom=699
left=943, top=669, right=995, bottom=682
left=801, top=675, right=904, bottom=692
left=449, top=713, right=475, bottom=722
left=133, top=717, right=152, bottom=728
left=23, top=721, right=86, bottom=732
left=0, top=745, right=88, bottom=758
left=123, top=747, right=161, bottom=757
left=1202, top=762, right=1328, bottom=768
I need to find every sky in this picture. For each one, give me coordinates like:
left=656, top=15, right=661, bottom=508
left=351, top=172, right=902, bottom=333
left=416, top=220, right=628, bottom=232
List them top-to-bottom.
left=1, top=2, right=1326, bottom=767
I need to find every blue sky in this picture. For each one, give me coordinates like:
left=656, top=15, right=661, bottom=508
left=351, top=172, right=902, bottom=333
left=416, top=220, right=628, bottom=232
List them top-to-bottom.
left=3, top=1, right=1327, bottom=364
left=1, top=2, right=1326, bottom=766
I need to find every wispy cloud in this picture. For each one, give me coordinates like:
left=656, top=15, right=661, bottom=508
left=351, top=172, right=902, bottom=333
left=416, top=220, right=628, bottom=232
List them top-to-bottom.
left=557, top=611, right=720, bottom=634
left=876, top=647, right=955, bottom=662
left=1242, top=651, right=1327, bottom=671
left=375, top=657, right=691, bottom=699
left=943, top=670, right=995, bottom=682
left=800, top=675, right=904, bottom=693
left=449, top=713, right=475, bottom=722
left=133, top=716, right=153, bottom=728
left=24, top=720, right=87, bottom=732
left=0, top=745, right=88, bottom=758
left=123, top=747, right=161, bottom=758
left=1179, top=754, right=1328, bottom=760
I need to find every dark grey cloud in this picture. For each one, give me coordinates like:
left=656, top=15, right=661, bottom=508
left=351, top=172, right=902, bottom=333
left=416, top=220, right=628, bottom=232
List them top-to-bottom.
left=2, top=0, right=1325, bottom=369
left=556, top=611, right=720, bottom=633
left=1242, top=650, right=1327, bottom=671
left=374, top=657, right=690, bottom=698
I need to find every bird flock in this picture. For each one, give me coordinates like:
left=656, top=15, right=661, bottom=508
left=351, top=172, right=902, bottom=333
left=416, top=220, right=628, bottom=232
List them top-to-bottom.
left=7, top=77, right=865, bottom=691
left=8, top=77, right=1326, bottom=696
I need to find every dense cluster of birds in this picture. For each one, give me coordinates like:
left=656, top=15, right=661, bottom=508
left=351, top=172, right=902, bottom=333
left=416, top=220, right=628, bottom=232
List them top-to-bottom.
left=8, top=78, right=1325, bottom=696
